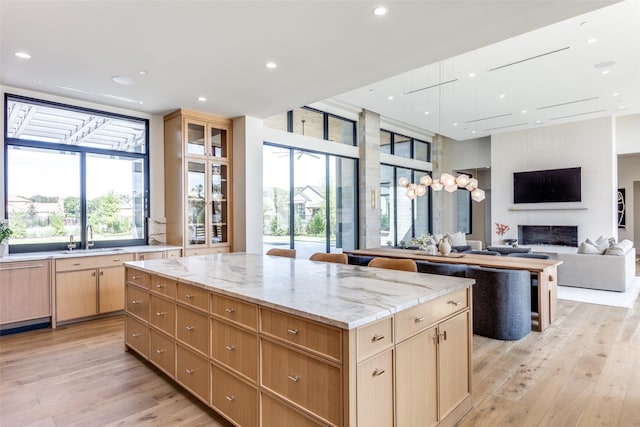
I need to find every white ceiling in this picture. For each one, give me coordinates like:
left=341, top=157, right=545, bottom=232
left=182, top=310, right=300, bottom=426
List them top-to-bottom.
left=2, top=0, right=636, bottom=142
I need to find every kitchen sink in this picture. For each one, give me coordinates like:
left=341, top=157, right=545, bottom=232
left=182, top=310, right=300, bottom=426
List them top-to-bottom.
left=60, top=248, right=126, bottom=254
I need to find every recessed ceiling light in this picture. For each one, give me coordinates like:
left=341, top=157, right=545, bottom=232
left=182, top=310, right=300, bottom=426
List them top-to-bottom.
left=373, top=6, right=387, bottom=16
left=580, top=21, right=589, bottom=27
left=587, top=38, right=597, bottom=44
left=14, top=51, right=31, bottom=59
left=594, top=61, right=615, bottom=68
left=266, top=62, right=277, bottom=69
left=138, top=70, right=147, bottom=75
left=601, top=70, right=610, bottom=75
left=468, top=72, right=476, bottom=79
left=112, top=76, right=135, bottom=85
left=612, top=92, right=620, bottom=97
left=499, top=93, right=506, bottom=99
left=197, top=96, right=207, bottom=102
left=388, top=96, right=394, bottom=100
left=617, top=106, right=627, bottom=110
left=521, top=110, right=528, bottom=114
left=424, top=111, right=430, bottom=115
left=535, top=120, right=543, bottom=124
left=453, top=122, right=458, bottom=127
left=471, top=130, right=476, bottom=134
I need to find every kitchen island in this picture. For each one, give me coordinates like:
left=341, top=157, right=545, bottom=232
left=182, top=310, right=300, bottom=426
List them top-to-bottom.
left=124, top=252, right=474, bottom=426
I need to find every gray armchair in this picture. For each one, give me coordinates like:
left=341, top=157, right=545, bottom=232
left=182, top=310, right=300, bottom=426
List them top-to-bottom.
left=466, top=265, right=531, bottom=340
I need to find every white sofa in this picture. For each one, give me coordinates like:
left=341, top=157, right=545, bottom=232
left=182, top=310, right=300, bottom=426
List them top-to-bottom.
left=556, top=244, right=636, bottom=292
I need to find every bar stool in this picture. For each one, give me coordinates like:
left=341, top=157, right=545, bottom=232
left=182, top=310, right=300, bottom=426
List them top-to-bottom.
left=266, top=248, right=296, bottom=258
left=309, top=252, right=348, bottom=264
left=367, top=257, right=417, bottom=272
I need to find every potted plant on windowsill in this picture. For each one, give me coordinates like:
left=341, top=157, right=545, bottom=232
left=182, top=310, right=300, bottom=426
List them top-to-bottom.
left=0, top=223, right=13, bottom=257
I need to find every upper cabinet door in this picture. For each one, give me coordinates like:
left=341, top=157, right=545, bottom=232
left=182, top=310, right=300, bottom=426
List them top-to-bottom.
left=186, top=121, right=206, bottom=156
left=209, top=126, right=228, bottom=159
left=186, top=160, right=207, bottom=247
left=211, top=162, right=228, bottom=244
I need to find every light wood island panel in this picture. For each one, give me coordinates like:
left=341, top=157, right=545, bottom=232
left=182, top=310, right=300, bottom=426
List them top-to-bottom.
left=123, top=253, right=474, bottom=426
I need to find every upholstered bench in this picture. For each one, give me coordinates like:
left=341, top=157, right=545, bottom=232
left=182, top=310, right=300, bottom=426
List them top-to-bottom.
left=487, top=246, right=532, bottom=256
left=416, top=260, right=468, bottom=277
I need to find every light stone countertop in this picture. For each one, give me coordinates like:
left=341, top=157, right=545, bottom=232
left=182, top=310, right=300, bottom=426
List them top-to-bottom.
left=0, top=245, right=182, bottom=263
left=125, top=252, right=474, bottom=330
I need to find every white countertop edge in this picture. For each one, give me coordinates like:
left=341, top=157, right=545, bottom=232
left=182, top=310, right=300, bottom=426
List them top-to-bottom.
left=0, top=245, right=182, bottom=263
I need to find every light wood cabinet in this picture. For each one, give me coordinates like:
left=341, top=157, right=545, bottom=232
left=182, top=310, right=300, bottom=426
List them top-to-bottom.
left=164, top=109, right=233, bottom=255
left=136, top=251, right=165, bottom=261
left=55, top=253, right=134, bottom=324
left=0, top=260, right=51, bottom=325
left=124, top=266, right=472, bottom=427
left=396, top=310, right=471, bottom=426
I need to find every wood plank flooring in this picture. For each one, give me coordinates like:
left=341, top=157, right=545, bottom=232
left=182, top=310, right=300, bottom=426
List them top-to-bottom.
left=1, top=263, right=639, bottom=426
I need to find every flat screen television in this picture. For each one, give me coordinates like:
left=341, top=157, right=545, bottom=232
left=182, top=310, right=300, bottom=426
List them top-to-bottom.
left=513, top=167, right=581, bottom=203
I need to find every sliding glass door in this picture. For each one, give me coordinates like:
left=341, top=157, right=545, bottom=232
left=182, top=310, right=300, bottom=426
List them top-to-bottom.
left=263, top=144, right=357, bottom=259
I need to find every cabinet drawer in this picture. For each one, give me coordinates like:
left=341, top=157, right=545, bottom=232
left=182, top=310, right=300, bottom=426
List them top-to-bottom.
left=185, top=247, right=230, bottom=257
left=166, top=249, right=182, bottom=259
left=136, top=251, right=164, bottom=261
left=57, top=254, right=133, bottom=272
left=126, top=268, right=150, bottom=289
left=151, top=275, right=177, bottom=299
left=177, top=283, right=209, bottom=312
left=126, top=284, right=149, bottom=322
left=395, top=288, right=469, bottom=342
left=211, top=293, right=257, bottom=331
left=150, top=295, right=176, bottom=336
left=177, top=305, right=209, bottom=355
left=260, top=308, right=342, bottom=362
left=126, top=315, right=149, bottom=359
left=357, top=317, right=393, bottom=362
left=211, top=319, right=258, bottom=382
left=150, top=329, right=175, bottom=377
left=261, top=339, right=342, bottom=426
left=176, top=344, right=210, bottom=404
left=356, top=349, right=393, bottom=427
left=211, top=364, right=258, bottom=427
left=261, top=392, right=325, bottom=427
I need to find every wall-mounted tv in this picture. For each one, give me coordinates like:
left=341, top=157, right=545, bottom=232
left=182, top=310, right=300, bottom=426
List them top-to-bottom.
left=513, top=167, right=581, bottom=204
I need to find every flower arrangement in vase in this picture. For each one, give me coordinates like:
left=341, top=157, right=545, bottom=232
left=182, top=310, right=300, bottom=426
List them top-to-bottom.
left=495, top=222, right=510, bottom=245
left=0, top=223, right=13, bottom=257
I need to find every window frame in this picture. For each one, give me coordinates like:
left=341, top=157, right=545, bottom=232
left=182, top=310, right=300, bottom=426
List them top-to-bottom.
left=4, top=94, right=150, bottom=253
left=272, top=106, right=357, bottom=146
left=380, top=129, right=431, bottom=162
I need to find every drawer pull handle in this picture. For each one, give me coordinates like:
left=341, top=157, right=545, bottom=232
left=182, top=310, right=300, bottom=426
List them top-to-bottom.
left=113, top=259, right=121, bottom=262
left=73, top=262, right=81, bottom=266
left=132, top=275, right=140, bottom=279
left=549, top=275, right=554, bottom=282
left=155, top=284, right=165, bottom=288
left=185, top=294, right=194, bottom=299
left=131, top=300, right=142, bottom=304
left=448, top=300, right=461, bottom=306
left=224, top=307, right=235, bottom=313
left=155, top=311, right=166, bottom=316
left=415, top=316, right=425, bottom=323
left=185, top=326, right=195, bottom=331
left=287, top=328, right=299, bottom=335
left=440, top=331, right=447, bottom=341
left=132, top=333, right=141, bottom=337
left=372, top=334, right=385, bottom=342
left=225, top=345, right=236, bottom=351
left=155, top=349, right=166, bottom=354
left=372, top=368, right=386, bottom=377
left=186, top=369, right=195, bottom=374
left=287, top=375, right=300, bottom=383
left=225, top=395, right=236, bottom=402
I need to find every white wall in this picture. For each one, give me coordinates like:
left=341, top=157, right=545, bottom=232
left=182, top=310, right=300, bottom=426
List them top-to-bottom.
left=0, top=86, right=165, bottom=221
left=616, top=114, right=640, bottom=155
left=491, top=117, right=617, bottom=245
left=618, top=155, right=640, bottom=242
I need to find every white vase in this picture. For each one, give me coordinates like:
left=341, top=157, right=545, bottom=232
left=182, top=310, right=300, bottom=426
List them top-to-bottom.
left=438, top=238, right=451, bottom=256
left=0, top=240, right=8, bottom=257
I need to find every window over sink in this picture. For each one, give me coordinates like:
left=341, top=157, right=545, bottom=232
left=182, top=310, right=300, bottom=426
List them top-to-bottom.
left=4, top=94, right=149, bottom=253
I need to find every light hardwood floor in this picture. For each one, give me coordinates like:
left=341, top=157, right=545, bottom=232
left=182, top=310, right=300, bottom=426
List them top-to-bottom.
left=1, top=267, right=639, bottom=427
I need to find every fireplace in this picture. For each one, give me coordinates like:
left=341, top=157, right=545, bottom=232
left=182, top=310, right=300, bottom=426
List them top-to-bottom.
left=518, top=225, right=578, bottom=247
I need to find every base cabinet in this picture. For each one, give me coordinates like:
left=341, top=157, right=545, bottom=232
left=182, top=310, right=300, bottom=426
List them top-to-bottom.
left=0, top=260, right=51, bottom=325
left=124, top=266, right=472, bottom=426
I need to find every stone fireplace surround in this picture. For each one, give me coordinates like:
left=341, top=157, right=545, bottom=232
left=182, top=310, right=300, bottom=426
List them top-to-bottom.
left=518, top=225, right=578, bottom=247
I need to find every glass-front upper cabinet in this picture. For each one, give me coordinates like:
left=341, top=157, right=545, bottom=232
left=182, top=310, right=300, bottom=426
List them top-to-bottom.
left=185, top=119, right=228, bottom=159
left=187, top=121, right=206, bottom=156
left=210, top=127, right=227, bottom=159
left=186, top=160, right=207, bottom=246
left=211, top=163, right=228, bottom=244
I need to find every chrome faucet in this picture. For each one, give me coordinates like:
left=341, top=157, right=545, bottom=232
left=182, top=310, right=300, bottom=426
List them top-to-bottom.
left=86, top=224, right=94, bottom=249
left=68, top=235, right=76, bottom=251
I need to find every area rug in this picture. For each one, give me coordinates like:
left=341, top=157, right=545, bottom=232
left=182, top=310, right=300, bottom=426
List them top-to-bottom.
left=558, top=276, right=640, bottom=308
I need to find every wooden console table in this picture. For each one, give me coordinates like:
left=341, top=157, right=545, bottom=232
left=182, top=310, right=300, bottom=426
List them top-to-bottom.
left=345, top=248, right=562, bottom=332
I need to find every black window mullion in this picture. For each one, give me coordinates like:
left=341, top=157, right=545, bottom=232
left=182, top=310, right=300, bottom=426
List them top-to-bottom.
left=289, top=149, right=295, bottom=249
left=80, top=152, right=87, bottom=249
left=325, top=155, right=330, bottom=253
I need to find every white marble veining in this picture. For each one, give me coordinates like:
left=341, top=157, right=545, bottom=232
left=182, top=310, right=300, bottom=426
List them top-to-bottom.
left=0, top=245, right=182, bottom=263
left=125, top=252, right=474, bottom=330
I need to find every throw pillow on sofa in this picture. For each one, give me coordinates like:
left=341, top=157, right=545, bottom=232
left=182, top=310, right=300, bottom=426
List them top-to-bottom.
left=446, top=231, right=467, bottom=246
left=595, top=235, right=611, bottom=252
left=605, top=239, right=633, bottom=256
left=577, top=241, right=603, bottom=254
